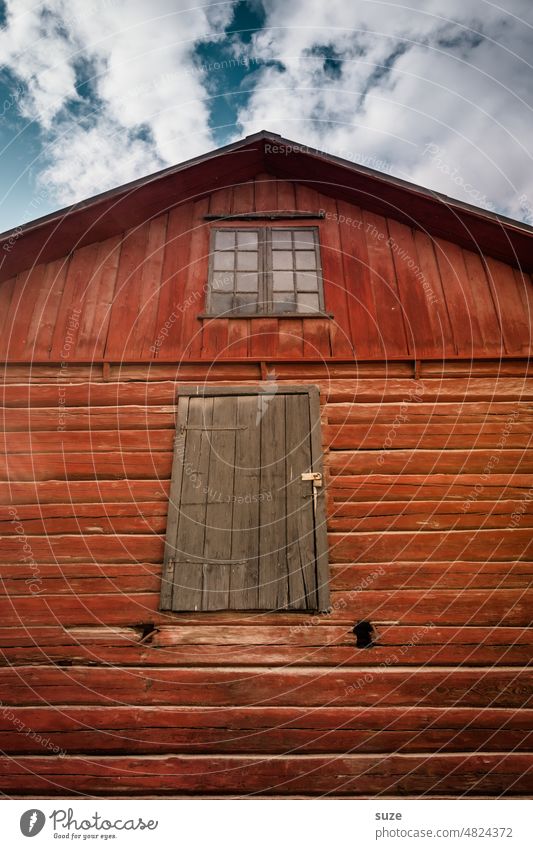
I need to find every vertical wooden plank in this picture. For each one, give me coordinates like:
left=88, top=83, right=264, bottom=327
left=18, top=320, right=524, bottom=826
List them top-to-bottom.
left=251, top=174, right=279, bottom=357
left=277, top=179, right=296, bottom=213
left=232, top=180, right=254, bottom=212
left=228, top=183, right=254, bottom=355
left=202, top=189, right=232, bottom=358
left=308, top=191, right=353, bottom=357
left=180, top=198, right=210, bottom=359
left=337, top=200, right=381, bottom=358
left=151, top=202, right=193, bottom=359
left=362, top=210, right=409, bottom=358
left=137, top=214, right=169, bottom=360
left=387, top=219, right=437, bottom=357
left=104, top=223, right=151, bottom=361
left=412, top=230, right=456, bottom=357
left=73, top=236, right=121, bottom=361
left=433, top=237, right=483, bottom=357
left=49, top=243, right=101, bottom=360
left=462, top=250, right=504, bottom=356
left=484, top=257, right=531, bottom=355
left=21, top=260, right=68, bottom=360
left=22, top=261, right=61, bottom=359
left=6, top=268, right=44, bottom=361
left=514, top=268, right=533, bottom=328
left=0, top=276, right=16, bottom=358
left=278, top=318, right=304, bottom=357
left=302, top=318, right=332, bottom=358
left=226, top=319, right=249, bottom=357
left=308, top=385, right=330, bottom=612
left=258, top=392, right=288, bottom=609
left=285, top=392, right=317, bottom=610
left=160, top=395, right=189, bottom=610
left=203, top=395, right=237, bottom=610
left=229, top=395, right=261, bottom=609
left=171, top=396, right=213, bottom=611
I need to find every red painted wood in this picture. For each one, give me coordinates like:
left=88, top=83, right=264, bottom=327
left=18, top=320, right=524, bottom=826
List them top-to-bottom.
left=1, top=152, right=532, bottom=799
left=0, top=177, right=530, bottom=362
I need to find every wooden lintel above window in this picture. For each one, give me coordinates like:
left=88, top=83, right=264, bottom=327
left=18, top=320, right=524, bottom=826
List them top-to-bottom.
left=204, top=211, right=325, bottom=221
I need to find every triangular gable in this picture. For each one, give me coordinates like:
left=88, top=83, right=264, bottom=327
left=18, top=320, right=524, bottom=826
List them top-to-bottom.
left=1, top=131, right=532, bottom=284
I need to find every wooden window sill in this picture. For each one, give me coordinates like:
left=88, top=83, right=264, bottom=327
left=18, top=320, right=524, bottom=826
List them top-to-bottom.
left=198, top=312, right=334, bottom=320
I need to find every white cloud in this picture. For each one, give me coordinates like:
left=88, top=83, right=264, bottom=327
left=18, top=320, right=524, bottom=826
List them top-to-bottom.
left=0, top=0, right=235, bottom=203
left=0, top=0, right=531, bottom=222
left=236, top=0, right=533, bottom=221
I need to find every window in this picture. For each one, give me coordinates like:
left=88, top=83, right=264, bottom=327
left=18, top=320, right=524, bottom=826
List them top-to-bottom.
left=206, top=227, right=324, bottom=316
left=160, top=385, right=329, bottom=612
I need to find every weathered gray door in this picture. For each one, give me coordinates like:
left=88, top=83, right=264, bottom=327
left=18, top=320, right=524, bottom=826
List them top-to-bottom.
left=160, top=385, right=329, bottom=612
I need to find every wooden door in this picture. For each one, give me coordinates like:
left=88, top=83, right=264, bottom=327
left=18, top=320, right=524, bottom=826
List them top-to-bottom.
left=160, top=385, right=329, bottom=612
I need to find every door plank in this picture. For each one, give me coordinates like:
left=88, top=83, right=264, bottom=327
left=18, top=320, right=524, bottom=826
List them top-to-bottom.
left=258, top=393, right=288, bottom=609
left=285, top=393, right=316, bottom=609
left=170, top=396, right=214, bottom=611
left=202, top=396, right=237, bottom=610
left=229, top=396, right=261, bottom=609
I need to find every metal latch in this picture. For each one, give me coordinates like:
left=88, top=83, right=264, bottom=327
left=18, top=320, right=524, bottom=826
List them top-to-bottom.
left=301, top=472, right=323, bottom=486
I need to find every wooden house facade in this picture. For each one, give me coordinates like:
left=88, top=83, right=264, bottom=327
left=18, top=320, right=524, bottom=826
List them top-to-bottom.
left=0, top=131, right=532, bottom=797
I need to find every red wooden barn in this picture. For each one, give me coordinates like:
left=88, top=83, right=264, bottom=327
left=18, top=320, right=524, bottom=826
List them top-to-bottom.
left=1, top=131, right=532, bottom=798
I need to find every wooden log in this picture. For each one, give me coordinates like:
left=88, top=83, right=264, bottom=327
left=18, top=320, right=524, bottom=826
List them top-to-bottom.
left=2, top=377, right=532, bottom=407
left=325, top=400, right=533, bottom=424
left=0, top=405, right=176, bottom=431
left=324, top=422, right=533, bottom=450
left=1, top=431, right=174, bottom=453
left=329, top=448, right=533, bottom=475
left=0, top=452, right=172, bottom=481
left=328, top=473, right=533, bottom=502
left=0, top=480, right=170, bottom=504
left=327, top=500, right=533, bottom=532
left=328, top=529, right=533, bottom=563
left=0, top=589, right=530, bottom=626
left=1, top=640, right=530, bottom=667
left=0, top=666, right=531, bottom=708
left=0, top=705, right=530, bottom=755
left=0, top=753, right=531, bottom=795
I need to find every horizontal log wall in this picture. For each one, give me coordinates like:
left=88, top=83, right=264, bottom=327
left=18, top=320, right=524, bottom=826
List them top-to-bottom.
left=0, top=362, right=531, bottom=796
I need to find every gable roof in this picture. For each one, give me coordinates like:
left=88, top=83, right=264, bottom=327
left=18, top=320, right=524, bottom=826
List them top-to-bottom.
left=1, top=129, right=532, bottom=283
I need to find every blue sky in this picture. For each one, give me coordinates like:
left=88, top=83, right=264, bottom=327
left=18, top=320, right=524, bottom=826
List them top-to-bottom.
left=0, top=0, right=532, bottom=233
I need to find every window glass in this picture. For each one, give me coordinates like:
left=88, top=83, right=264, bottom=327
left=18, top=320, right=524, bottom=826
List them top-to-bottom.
left=208, top=228, right=323, bottom=315
left=213, top=251, right=234, bottom=271
left=272, top=251, right=293, bottom=270
left=295, top=251, right=317, bottom=270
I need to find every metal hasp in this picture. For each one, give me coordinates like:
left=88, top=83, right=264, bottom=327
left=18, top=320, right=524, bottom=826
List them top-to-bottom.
left=301, top=471, right=323, bottom=512
left=301, top=472, right=323, bottom=485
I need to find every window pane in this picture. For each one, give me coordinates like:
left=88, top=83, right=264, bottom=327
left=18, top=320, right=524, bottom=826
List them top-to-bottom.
left=214, top=230, right=235, bottom=250
left=237, top=230, right=258, bottom=250
left=271, top=230, right=292, bottom=249
left=293, top=230, right=315, bottom=248
left=272, top=250, right=294, bottom=270
left=213, top=251, right=234, bottom=271
left=237, top=251, right=258, bottom=271
left=295, top=251, right=317, bottom=270
left=212, top=271, right=234, bottom=293
left=273, top=271, right=294, bottom=291
left=296, top=271, right=318, bottom=291
left=236, top=272, right=258, bottom=292
left=210, top=292, right=233, bottom=315
left=272, top=292, right=297, bottom=313
left=297, top=292, right=320, bottom=313
left=234, top=293, right=259, bottom=314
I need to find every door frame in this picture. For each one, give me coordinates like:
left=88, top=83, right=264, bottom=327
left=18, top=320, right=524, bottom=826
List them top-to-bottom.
left=162, top=384, right=330, bottom=612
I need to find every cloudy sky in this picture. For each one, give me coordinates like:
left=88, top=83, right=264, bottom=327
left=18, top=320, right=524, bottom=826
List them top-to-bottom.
left=0, top=0, right=531, bottom=232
